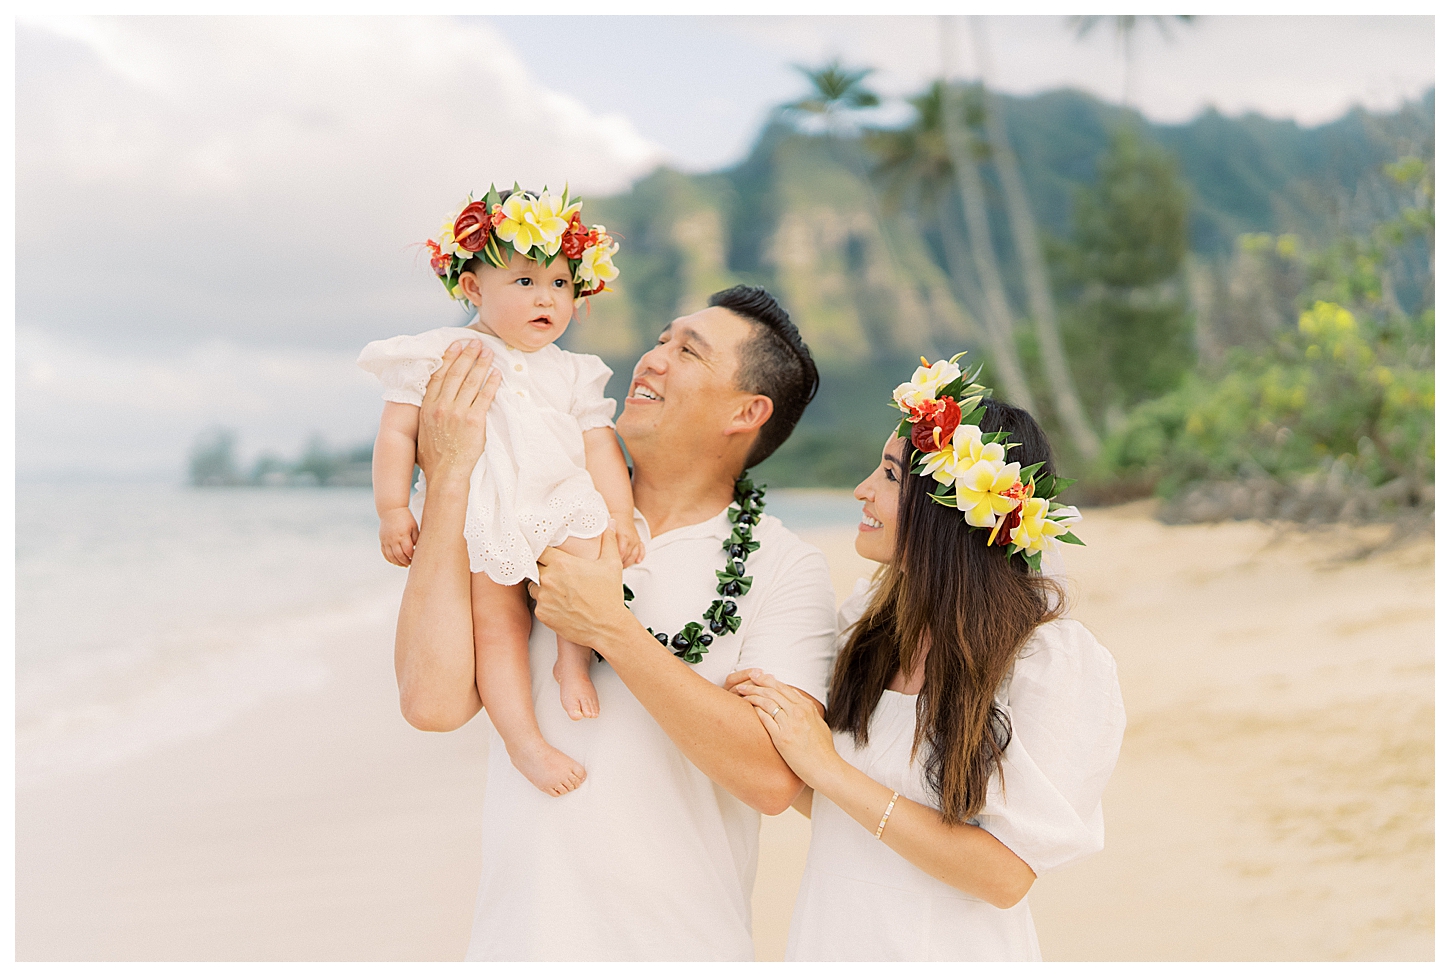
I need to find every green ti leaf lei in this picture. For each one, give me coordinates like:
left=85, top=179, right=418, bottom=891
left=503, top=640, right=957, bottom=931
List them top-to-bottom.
left=622, top=475, right=764, bottom=665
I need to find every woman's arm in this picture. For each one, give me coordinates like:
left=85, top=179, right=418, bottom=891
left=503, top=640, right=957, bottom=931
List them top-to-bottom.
left=393, top=340, right=501, bottom=732
left=374, top=402, right=421, bottom=567
left=581, top=427, right=643, bottom=567
left=733, top=673, right=1037, bottom=909
left=811, top=754, right=1035, bottom=909
left=791, top=786, right=814, bottom=818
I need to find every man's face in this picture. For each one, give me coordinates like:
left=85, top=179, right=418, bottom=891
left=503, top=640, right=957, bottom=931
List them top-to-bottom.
left=616, top=306, right=756, bottom=461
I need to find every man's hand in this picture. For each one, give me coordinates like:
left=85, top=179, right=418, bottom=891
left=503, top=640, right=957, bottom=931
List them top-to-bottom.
left=416, top=339, right=501, bottom=484
left=532, top=524, right=637, bottom=651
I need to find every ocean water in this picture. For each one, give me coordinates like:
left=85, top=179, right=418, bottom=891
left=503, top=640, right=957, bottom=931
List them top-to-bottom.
left=14, top=482, right=860, bottom=785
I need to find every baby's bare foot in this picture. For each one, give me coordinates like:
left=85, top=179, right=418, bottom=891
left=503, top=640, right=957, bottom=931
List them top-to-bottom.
left=554, top=658, right=600, bottom=720
left=556, top=660, right=597, bottom=716
left=507, top=739, right=586, bottom=797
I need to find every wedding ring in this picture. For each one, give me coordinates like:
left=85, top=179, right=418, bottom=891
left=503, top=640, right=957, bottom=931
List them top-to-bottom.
left=771, top=706, right=782, bottom=718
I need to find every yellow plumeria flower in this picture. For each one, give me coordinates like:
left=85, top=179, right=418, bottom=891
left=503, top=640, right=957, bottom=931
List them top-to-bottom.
left=533, top=190, right=580, bottom=255
left=495, top=193, right=545, bottom=254
left=436, top=198, right=474, bottom=257
left=438, top=219, right=459, bottom=257
left=577, top=232, right=620, bottom=288
left=892, top=357, right=962, bottom=413
left=920, top=422, right=1001, bottom=486
left=955, top=459, right=1022, bottom=528
left=1010, top=499, right=1082, bottom=556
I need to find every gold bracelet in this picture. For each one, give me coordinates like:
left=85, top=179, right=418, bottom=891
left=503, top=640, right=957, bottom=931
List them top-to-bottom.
left=874, top=791, right=900, bottom=840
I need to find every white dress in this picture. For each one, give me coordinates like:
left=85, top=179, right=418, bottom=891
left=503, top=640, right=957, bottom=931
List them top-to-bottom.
left=357, top=320, right=616, bottom=584
left=465, top=507, right=841, bottom=960
left=786, top=579, right=1127, bottom=961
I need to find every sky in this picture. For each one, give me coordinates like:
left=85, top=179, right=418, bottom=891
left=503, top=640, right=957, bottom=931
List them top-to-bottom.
left=13, top=14, right=1436, bottom=479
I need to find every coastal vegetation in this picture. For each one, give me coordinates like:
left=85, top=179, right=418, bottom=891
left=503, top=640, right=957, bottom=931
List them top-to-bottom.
left=569, top=80, right=1433, bottom=521
left=189, top=429, right=372, bottom=487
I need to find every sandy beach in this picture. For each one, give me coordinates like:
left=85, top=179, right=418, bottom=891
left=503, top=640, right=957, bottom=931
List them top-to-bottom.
left=15, top=502, right=1433, bottom=961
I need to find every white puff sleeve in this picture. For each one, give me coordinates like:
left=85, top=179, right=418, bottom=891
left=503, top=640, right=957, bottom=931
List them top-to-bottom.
left=357, top=332, right=451, bottom=407
left=565, top=352, right=617, bottom=431
left=973, top=618, right=1126, bottom=876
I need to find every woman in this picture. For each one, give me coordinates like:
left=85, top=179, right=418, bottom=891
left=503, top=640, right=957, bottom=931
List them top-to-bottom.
left=729, top=377, right=1126, bottom=961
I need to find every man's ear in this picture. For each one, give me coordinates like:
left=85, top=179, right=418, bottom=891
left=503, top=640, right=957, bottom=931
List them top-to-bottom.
left=724, top=394, right=774, bottom=437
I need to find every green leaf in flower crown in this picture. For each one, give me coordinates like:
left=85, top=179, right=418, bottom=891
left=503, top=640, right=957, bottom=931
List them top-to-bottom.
left=484, top=184, right=502, bottom=208
left=483, top=235, right=507, bottom=270
left=963, top=405, right=987, bottom=426
left=895, top=418, right=913, bottom=439
left=1018, top=461, right=1045, bottom=484
left=1035, top=475, right=1060, bottom=498
left=1058, top=531, right=1085, bottom=547
left=1025, top=551, right=1043, bottom=573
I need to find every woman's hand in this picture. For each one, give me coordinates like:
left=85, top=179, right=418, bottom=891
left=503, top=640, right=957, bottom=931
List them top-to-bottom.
left=416, top=339, right=501, bottom=485
left=728, top=670, right=842, bottom=789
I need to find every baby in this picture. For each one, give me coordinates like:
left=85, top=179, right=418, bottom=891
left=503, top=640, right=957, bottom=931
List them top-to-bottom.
left=359, top=185, right=643, bottom=797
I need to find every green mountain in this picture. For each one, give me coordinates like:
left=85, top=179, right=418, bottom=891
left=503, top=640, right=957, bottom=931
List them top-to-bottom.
left=567, top=87, right=1434, bottom=488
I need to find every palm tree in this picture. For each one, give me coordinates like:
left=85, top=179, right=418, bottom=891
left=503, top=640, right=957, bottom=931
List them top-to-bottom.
left=1069, top=15, right=1195, bottom=108
left=969, top=17, right=1101, bottom=458
left=936, top=24, right=1038, bottom=413
left=783, top=60, right=939, bottom=356
left=783, top=60, right=881, bottom=138
left=870, top=80, right=1036, bottom=410
left=868, top=82, right=993, bottom=354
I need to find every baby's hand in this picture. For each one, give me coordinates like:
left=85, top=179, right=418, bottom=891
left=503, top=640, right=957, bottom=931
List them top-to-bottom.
left=379, top=507, right=419, bottom=567
left=615, top=519, right=645, bottom=569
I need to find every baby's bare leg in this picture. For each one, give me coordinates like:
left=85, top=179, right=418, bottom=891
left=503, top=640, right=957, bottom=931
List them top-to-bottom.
left=552, top=534, right=603, bottom=721
left=471, top=573, right=585, bottom=797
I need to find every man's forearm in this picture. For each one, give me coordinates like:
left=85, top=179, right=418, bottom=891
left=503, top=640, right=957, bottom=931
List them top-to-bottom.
left=395, top=470, right=482, bottom=731
left=596, top=620, right=804, bottom=814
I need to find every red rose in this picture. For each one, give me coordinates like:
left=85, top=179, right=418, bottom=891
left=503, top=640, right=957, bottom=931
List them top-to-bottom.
left=453, top=202, right=492, bottom=253
left=909, top=397, right=962, bottom=452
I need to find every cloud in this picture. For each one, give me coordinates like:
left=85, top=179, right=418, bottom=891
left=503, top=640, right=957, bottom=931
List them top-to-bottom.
left=16, top=16, right=665, bottom=355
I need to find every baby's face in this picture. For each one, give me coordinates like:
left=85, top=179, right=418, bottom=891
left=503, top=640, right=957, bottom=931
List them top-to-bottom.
left=465, top=250, right=574, bottom=352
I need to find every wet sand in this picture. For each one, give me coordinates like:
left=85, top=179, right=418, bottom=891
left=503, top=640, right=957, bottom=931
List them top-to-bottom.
left=15, top=503, right=1434, bottom=960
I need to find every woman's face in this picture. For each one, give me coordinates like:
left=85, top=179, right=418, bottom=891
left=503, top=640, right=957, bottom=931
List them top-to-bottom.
left=853, top=435, right=906, bottom=564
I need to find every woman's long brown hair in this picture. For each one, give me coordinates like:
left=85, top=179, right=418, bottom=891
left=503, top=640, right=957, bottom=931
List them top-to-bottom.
left=825, top=399, right=1065, bottom=823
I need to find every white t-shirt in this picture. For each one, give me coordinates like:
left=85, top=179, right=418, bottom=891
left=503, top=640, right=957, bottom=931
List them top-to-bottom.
left=465, top=505, right=839, bottom=961
left=786, top=579, right=1127, bottom=961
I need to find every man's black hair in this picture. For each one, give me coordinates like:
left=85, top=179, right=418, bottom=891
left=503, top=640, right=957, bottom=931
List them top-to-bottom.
left=708, top=285, right=820, bottom=470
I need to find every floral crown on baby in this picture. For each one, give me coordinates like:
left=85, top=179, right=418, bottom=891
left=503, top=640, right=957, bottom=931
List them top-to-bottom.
left=423, top=183, right=619, bottom=306
left=892, top=353, right=1084, bottom=572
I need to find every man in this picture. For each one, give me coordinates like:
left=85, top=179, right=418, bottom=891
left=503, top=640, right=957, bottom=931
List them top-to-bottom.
left=395, top=286, right=839, bottom=960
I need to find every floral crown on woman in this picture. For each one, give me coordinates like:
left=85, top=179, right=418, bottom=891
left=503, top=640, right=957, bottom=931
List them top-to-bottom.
left=423, top=183, right=619, bottom=306
left=892, top=353, right=1084, bottom=572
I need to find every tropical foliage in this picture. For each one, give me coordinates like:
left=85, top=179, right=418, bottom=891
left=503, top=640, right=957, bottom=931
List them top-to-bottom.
left=1103, top=157, right=1434, bottom=507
